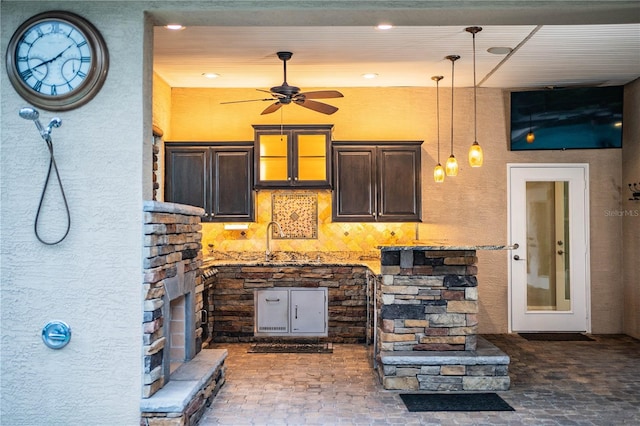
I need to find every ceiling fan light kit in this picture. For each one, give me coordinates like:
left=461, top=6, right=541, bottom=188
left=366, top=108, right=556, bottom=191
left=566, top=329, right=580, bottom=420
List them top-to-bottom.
left=222, top=51, right=343, bottom=115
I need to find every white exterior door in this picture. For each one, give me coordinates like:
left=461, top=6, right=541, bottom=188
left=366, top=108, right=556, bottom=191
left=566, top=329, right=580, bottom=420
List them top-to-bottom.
left=508, top=164, right=590, bottom=332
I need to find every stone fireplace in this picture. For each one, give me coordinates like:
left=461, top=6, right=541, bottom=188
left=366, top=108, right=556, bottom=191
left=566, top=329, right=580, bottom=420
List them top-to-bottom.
left=141, top=201, right=227, bottom=426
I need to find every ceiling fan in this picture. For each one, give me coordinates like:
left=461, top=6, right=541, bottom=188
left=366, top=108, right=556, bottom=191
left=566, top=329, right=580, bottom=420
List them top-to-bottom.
left=221, top=51, right=344, bottom=115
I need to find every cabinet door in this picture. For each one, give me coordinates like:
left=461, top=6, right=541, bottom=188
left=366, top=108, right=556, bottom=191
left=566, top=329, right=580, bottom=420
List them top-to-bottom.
left=254, top=125, right=332, bottom=188
left=292, top=129, right=331, bottom=188
left=255, top=131, right=290, bottom=187
left=165, top=146, right=209, bottom=214
left=378, top=146, right=421, bottom=222
left=332, top=147, right=376, bottom=222
left=211, top=148, right=254, bottom=221
left=255, top=289, right=289, bottom=334
left=291, top=289, right=327, bottom=334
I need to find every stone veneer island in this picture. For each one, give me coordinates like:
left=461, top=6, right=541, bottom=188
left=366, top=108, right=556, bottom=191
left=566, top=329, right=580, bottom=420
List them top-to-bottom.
left=376, top=245, right=511, bottom=392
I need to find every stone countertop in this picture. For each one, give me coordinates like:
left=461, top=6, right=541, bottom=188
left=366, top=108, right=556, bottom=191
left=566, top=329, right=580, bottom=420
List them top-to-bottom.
left=378, top=244, right=516, bottom=251
left=202, top=257, right=381, bottom=275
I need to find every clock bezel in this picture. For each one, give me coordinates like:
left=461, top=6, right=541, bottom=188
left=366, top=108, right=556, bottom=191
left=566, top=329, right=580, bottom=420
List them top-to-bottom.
left=6, top=10, right=109, bottom=111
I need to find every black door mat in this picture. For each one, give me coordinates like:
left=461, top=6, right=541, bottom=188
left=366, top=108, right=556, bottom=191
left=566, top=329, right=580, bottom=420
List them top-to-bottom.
left=519, top=333, right=594, bottom=341
left=248, top=342, right=333, bottom=353
left=400, top=393, right=515, bottom=412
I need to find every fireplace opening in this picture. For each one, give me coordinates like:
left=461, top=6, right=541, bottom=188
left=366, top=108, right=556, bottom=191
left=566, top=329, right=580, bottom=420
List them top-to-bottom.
left=162, top=261, right=197, bottom=381
left=169, top=295, right=186, bottom=374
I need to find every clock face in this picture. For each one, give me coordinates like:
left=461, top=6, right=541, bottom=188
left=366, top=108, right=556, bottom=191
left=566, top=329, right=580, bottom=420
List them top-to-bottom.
left=6, top=11, right=109, bottom=111
left=16, top=19, right=93, bottom=96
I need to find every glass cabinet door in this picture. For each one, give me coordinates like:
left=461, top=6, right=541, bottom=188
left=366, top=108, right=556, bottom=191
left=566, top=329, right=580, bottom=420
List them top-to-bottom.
left=254, top=125, right=332, bottom=188
left=258, top=133, right=289, bottom=182
left=296, top=134, right=327, bottom=182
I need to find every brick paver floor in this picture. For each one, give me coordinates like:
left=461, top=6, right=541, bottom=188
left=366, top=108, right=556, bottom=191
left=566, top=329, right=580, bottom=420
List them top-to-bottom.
left=200, top=334, right=640, bottom=425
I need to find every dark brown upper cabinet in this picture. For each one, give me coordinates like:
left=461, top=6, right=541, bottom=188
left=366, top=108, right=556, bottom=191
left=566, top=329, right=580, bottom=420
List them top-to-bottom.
left=253, top=124, right=332, bottom=189
left=332, top=141, right=422, bottom=222
left=165, top=142, right=254, bottom=222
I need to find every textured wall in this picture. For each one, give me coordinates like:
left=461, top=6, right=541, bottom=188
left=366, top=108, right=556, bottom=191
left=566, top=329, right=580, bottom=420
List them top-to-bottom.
left=1, top=2, right=147, bottom=424
left=622, top=79, right=640, bottom=339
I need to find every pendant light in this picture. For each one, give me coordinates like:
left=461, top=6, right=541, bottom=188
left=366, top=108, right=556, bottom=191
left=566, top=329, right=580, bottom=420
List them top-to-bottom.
left=466, top=26, right=484, bottom=168
left=445, top=55, right=460, bottom=177
left=432, top=75, right=445, bottom=183
left=526, top=113, right=535, bottom=143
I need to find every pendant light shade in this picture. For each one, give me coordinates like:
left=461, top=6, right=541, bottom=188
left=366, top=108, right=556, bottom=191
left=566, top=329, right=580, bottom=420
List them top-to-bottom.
left=466, top=26, right=484, bottom=168
left=445, top=55, right=460, bottom=177
left=432, top=75, right=445, bottom=183
left=526, top=113, right=535, bottom=143
left=526, top=131, right=535, bottom=143
left=468, top=141, right=483, bottom=167
left=445, top=155, right=458, bottom=176
left=434, top=164, right=445, bottom=182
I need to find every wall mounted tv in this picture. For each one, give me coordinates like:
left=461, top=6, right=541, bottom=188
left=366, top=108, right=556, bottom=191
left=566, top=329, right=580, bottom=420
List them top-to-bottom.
left=510, top=86, right=623, bottom=150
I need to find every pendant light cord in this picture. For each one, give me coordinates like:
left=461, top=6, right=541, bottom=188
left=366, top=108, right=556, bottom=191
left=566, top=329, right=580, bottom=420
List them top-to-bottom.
left=472, top=31, right=477, bottom=142
left=450, top=58, right=455, bottom=155
left=436, top=79, right=441, bottom=163
left=35, top=138, right=71, bottom=245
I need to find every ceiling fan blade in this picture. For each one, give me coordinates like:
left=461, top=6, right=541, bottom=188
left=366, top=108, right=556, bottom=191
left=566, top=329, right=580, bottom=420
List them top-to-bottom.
left=257, top=88, right=287, bottom=99
left=297, top=90, right=344, bottom=99
left=220, top=98, right=274, bottom=104
left=294, top=98, right=338, bottom=115
left=261, top=102, right=283, bottom=115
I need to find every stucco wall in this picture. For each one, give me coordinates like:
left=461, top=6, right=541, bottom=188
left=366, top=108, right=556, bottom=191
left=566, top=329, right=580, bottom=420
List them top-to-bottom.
left=1, top=2, right=148, bottom=424
left=622, top=78, right=640, bottom=339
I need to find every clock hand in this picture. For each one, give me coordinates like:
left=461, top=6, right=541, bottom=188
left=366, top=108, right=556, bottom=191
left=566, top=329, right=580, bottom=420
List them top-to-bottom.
left=31, top=43, right=76, bottom=71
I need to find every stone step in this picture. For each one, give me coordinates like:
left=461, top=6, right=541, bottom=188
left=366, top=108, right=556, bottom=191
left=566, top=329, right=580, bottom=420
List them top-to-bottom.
left=141, top=349, right=227, bottom=425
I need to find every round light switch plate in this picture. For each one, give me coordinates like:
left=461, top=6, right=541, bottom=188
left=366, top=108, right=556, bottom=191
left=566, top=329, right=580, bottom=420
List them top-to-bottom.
left=42, top=320, right=72, bottom=349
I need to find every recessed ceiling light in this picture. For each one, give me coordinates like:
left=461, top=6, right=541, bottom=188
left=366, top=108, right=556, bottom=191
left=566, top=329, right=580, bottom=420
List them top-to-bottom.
left=165, top=24, right=185, bottom=30
left=376, top=24, right=393, bottom=30
left=487, top=46, right=512, bottom=55
left=202, top=73, right=220, bottom=79
left=362, top=73, right=378, bottom=79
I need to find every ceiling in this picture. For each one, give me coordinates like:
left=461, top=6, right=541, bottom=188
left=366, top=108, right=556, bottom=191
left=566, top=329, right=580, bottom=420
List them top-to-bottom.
left=153, top=23, right=640, bottom=91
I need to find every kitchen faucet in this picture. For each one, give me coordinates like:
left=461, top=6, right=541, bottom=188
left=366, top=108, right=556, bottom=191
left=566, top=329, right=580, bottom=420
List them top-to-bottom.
left=265, top=221, right=284, bottom=261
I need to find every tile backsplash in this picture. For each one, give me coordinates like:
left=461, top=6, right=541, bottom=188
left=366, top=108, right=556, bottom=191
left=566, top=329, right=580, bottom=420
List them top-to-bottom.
left=202, top=190, right=417, bottom=257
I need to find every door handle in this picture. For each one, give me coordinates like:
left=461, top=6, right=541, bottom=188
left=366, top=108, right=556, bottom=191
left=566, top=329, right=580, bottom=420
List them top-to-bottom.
left=513, top=254, right=526, bottom=261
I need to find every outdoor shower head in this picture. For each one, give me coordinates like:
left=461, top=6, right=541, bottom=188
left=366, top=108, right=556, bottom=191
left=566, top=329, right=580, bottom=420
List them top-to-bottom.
left=18, top=107, right=61, bottom=142
left=19, top=107, right=40, bottom=121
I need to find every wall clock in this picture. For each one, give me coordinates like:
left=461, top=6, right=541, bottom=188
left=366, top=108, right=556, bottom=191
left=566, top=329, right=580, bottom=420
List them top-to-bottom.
left=6, top=11, right=109, bottom=111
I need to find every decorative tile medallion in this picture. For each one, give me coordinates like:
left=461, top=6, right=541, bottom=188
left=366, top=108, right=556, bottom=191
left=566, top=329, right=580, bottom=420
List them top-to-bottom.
left=272, top=193, right=318, bottom=239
